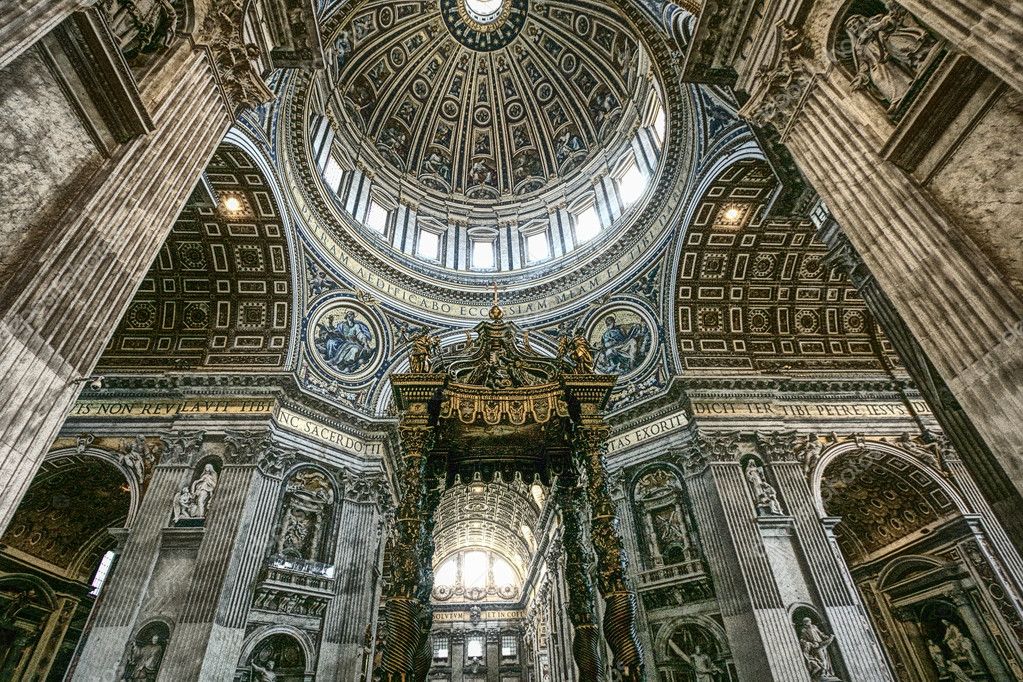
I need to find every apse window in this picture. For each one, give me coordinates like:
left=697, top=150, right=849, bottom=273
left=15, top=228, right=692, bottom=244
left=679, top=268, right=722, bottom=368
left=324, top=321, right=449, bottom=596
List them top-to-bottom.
left=618, top=161, right=648, bottom=207
left=364, top=200, right=388, bottom=234
left=573, top=205, right=601, bottom=245
left=417, top=229, right=441, bottom=260
left=526, top=232, right=551, bottom=262
left=472, top=239, right=496, bottom=270
left=89, top=550, right=117, bottom=595
left=463, top=550, right=488, bottom=589
left=492, top=556, right=516, bottom=587
left=466, top=634, right=485, bottom=659
left=501, top=634, right=518, bottom=659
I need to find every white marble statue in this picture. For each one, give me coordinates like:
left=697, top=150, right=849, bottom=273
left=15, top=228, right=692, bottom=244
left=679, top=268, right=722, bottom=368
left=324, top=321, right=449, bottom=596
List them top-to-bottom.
left=745, top=460, right=783, bottom=516
left=190, top=463, right=218, bottom=517
left=171, top=484, right=195, bottom=523
left=797, top=617, right=840, bottom=681
left=942, top=619, right=981, bottom=671
left=124, top=635, right=164, bottom=681
left=251, top=658, right=277, bottom=682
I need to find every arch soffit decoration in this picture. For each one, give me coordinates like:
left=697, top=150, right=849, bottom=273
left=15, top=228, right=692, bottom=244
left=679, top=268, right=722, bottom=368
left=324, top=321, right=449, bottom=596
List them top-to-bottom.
left=97, top=136, right=297, bottom=373
left=670, top=156, right=898, bottom=375
left=809, top=440, right=971, bottom=519
left=1, top=451, right=134, bottom=579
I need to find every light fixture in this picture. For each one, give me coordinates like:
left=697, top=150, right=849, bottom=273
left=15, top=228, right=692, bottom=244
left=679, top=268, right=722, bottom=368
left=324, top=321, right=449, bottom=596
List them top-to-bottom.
left=223, top=195, right=242, bottom=212
left=723, top=207, right=741, bottom=221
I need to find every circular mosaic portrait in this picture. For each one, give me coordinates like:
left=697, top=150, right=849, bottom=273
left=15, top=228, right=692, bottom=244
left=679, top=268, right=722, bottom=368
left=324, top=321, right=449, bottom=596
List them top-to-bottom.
left=306, top=302, right=383, bottom=382
left=585, top=304, right=656, bottom=378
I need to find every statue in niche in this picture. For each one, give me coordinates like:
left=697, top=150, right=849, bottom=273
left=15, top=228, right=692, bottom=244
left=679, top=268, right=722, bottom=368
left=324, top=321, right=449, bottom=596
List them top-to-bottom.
left=101, top=0, right=177, bottom=61
left=844, top=2, right=937, bottom=112
left=557, top=328, right=594, bottom=374
left=408, top=332, right=440, bottom=373
left=744, top=459, right=783, bottom=516
left=171, top=463, right=219, bottom=524
left=190, top=463, right=218, bottom=517
left=276, top=470, right=334, bottom=561
left=796, top=616, right=840, bottom=681
left=941, top=619, right=982, bottom=672
left=123, top=634, right=165, bottom=681
left=681, top=645, right=721, bottom=682
left=251, top=658, right=277, bottom=682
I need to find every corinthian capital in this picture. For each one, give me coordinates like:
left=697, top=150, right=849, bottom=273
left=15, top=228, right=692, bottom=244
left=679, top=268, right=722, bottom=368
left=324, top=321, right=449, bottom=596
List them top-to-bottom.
left=738, top=21, right=818, bottom=135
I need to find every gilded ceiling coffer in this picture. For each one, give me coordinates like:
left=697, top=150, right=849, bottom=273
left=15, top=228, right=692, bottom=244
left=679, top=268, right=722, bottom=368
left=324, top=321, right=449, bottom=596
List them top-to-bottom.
left=377, top=305, right=645, bottom=680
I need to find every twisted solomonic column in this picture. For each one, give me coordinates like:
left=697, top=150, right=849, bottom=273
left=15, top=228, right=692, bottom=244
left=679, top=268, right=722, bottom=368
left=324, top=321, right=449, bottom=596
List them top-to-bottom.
left=577, top=423, right=645, bottom=680
left=378, top=425, right=434, bottom=681
left=556, top=480, right=603, bottom=679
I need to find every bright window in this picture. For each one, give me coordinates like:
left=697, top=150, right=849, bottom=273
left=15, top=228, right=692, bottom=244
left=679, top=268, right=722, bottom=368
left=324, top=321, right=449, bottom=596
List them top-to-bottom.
left=653, top=106, right=666, bottom=144
left=322, top=157, right=343, bottom=192
left=618, top=161, right=648, bottom=207
left=365, top=200, right=388, bottom=234
left=574, top=206, right=601, bottom=244
left=417, top=230, right=440, bottom=260
left=526, top=232, right=550, bottom=262
left=472, top=240, right=495, bottom=269
left=90, top=550, right=117, bottom=595
left=463, top=550, right=488, bottom=589
left=435, top=557, right=458, bottom=586
left=492, top=557, right=516, bottom=586
left=466, top=634, right=484, bottom=659
left=501, top=634, right=518, bottom=658
left=433, top=635, right=450, bottom=662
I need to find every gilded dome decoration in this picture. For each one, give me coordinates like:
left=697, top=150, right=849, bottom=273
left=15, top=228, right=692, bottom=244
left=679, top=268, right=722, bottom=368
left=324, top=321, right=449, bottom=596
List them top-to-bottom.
left=334, top=0, right=650, bottom=199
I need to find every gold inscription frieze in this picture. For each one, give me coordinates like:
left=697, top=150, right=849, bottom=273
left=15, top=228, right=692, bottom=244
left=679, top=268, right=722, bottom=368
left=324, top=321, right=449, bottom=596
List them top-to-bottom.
left=70, top=398, right=277, bottom=418
left=689, top=399, right=932, bottom=420
left=274, top=408, right=384, bottom=456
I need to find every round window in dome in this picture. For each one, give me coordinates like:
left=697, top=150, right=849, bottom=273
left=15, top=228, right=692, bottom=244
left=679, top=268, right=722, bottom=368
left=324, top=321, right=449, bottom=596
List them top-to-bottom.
left=464, top=0, right=504, bottom=24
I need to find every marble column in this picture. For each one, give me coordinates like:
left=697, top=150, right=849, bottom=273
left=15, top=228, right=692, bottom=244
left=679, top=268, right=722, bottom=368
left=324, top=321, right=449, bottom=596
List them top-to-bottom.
left=898, top=0, right=1023, bottom=93
left=0, top=43, right=231, bottom=536
left=755, top=56, right=1023, bottom=544
left=677, top=438, right=811, bottom=682
left=764, top=439, right=896, bottom=681
left=71, top=441, right=194, bottom=679
left=159, top=463, right=259, bottom=680
left=320, top=476, right=387, bottom=680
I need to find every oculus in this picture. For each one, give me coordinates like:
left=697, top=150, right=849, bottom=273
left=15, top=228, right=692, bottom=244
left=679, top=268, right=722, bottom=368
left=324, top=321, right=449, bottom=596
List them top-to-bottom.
left=441, top=0, right=527, bottom=51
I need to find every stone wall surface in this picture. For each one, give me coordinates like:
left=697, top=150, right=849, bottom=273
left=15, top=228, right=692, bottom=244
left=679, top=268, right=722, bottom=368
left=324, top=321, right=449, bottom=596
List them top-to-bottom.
left=0, top=49, right=101, bottom=288
left=927, top=88, right=1023, bottom=295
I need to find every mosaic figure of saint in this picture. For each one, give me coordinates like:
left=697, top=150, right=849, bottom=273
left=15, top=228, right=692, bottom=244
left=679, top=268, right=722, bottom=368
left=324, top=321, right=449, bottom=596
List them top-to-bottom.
left=316, top=310, right=375, bottom=373
left=593, top=315, right=649, bottom=374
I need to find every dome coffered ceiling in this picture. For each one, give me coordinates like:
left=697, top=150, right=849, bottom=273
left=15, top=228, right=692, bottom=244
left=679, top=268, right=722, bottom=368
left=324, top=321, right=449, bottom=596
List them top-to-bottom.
left=331, top=0, right=655, bottom=200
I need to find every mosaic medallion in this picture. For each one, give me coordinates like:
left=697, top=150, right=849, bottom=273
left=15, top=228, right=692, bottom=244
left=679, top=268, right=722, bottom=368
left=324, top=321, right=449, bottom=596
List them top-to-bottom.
left=306, top=301, right=383, bottom=382
left=585, top=303, right=656, bottom=378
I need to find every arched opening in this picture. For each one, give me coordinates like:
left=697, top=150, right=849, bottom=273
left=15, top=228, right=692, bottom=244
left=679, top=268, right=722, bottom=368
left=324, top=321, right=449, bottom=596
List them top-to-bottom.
left=819, top=445, right=1023, bottom=679
left=0, top=453, right=133, bottom=680
left=244, top=632, right=308, bottom=681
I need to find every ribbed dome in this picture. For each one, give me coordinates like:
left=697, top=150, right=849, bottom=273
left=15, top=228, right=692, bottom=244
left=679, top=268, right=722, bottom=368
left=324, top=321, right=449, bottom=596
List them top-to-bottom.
left=329, top=0, right=659, bottom=202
